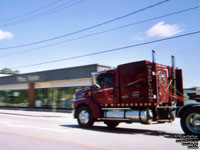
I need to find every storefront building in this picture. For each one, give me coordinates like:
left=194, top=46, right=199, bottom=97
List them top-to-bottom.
left=0, top=64, right=111, bottom=109
left=184, top=87, right=200, bottom=102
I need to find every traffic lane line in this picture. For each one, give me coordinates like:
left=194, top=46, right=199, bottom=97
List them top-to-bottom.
left=0, top=113, right=73, bottom=127
left=0, top=119, right=72, bottom=132
left=7, top=124, right=72, bottom=132
left=0, top=129, right=116, bottom=150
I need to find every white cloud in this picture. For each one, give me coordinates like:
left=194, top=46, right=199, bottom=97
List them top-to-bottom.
left=146, top=22, right=183, bottom=38
left=0, top=29, right=13, bottom=40
left=132, top=33, right=145, bottom=40
left=35, top=66, right=44, bottom=72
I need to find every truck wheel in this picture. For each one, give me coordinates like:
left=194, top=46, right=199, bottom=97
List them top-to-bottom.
left=77, top=106, right=94, bottom=128
left=180, top=108, right=200, bottom=135
left=104, top=121, right=119, bottom=128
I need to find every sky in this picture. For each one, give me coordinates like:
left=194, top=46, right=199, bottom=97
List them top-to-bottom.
left=0, top=0, right=199, bottom=88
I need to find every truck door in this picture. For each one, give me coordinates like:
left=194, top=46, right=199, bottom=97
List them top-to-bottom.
left=92, top=72, right=115, bottom=105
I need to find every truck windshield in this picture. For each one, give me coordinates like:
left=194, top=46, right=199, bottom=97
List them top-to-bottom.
left=96, top=72, right=114, bottom=87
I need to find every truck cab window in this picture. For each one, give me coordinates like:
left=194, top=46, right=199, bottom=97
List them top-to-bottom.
left=96, top=73, right=114, bottom=87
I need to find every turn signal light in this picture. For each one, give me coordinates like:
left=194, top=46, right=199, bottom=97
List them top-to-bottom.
left=87, top=91, right=91, bottom=96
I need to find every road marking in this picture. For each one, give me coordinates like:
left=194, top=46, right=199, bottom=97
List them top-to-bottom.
left=0, top=121, right=11, bottom=124
left=7, top=124, right=70, bottom=132
left=0, top=129, right=117, bottom=150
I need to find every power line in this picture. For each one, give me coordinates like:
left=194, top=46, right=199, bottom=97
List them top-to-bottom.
left=0, top=0, right=170, bottom=50
left=0, top=0, right=63, bottom=24
left=1, top=0, right=84, bottom=28
left=0, top=6, right=198, bottom=58
left=11, top=30, right=200, bottom=69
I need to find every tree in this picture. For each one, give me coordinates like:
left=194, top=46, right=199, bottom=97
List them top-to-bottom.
left=0, top=68, right=19, bottom=74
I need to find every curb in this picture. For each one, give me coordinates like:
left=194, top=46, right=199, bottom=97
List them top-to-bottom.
left=0, top=109, right=72, bottom=118
left=0, top=112, right=65, bottom=118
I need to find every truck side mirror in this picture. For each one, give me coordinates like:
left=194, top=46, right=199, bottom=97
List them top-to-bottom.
left=93, top=83, right=101, bottom=89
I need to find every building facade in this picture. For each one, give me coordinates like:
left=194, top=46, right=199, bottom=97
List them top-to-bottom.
left=0, top=64, right=111, bottom=109
left=184, top=87, right=200, bottom=102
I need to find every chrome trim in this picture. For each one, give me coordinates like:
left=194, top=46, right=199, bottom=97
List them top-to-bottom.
left=127, top=79, right=144, bottom=86
left=95, top=87, right=114, bottom=93
left=157, top=106, right=177, bottom=108
left=102, top=108, right=131, bottom=110
left=103, top=108, right=153, bottom=124
left=140, top=109, right=151, bottom=124
left=78, top=110, right=89, bottom=124
left=105, top=110, right=124, bottom=118
left=125, top=110, right=140, bottom=122
left=186, top=113, right=200, bottom=134
left=98, top=118, right=129, bottom=121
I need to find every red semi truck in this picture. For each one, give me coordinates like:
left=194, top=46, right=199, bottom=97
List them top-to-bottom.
left=73, top=52, right=200, bottom=135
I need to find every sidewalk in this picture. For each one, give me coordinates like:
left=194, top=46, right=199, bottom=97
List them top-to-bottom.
left=0, top=108, right=72, bottom=118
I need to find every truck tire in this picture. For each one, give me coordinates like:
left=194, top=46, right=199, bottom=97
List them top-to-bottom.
left=77, top=106, right=94, bottom=128
left=180, top=108, right=200, bottom=135
left=104, top=121, right=119, bottom=128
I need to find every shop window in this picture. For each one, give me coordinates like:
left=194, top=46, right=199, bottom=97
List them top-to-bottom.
left=34, top=86, right=85, bottom=108
left=0, top=90, right=28, bottom=107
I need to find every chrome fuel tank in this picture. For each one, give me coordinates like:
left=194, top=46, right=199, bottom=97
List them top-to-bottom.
left=104, top=108, right=152, bottom=124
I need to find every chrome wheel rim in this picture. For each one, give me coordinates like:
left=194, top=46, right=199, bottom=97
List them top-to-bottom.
left=79, top=110, right=89, bottom=124
left=186, top=113, right=200, bottom=134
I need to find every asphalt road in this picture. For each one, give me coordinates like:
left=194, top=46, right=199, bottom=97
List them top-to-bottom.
left=0, top=111, right=197, bottom=150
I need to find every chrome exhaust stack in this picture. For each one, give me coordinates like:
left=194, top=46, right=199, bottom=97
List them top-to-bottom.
left=152, top=50, right=156, bottom=63
left=171, top=55, right=176, bottom=100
